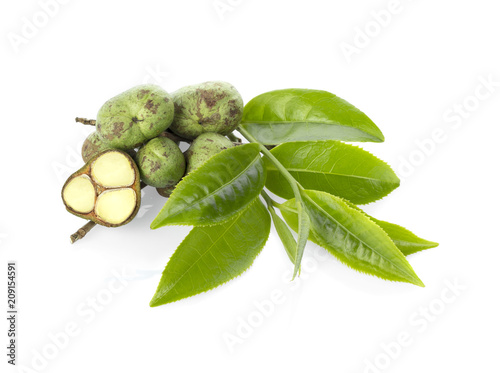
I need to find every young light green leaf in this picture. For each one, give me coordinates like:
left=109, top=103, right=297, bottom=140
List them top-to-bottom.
left=240, top=89, right=384, bottom=144
left=265, top=140, right=400, bottom=204
left=150, top=143, right=266, bottom=229
left=281, top=190, right=424, bottom=287
left=262, top=192, right=297, bottom=264
left=150, top=200, right=271, bottom=306
left=280, top=200, right=438, bottom=257
left=337, top=200, right=439, bottom=256
left=293, top=202, right=310, bottom=279
left=369, top=219, right=438, bottom=256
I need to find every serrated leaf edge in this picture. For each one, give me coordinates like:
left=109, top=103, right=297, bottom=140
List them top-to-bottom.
left=266, top=140, right=400, bottom=205
left=151, top=143, right=263, bottom=228
left=282, top=191, right=424, bottom=287
left=337, top=199, right=439, bottom=255
left=150, top=200, right=271, bottom=306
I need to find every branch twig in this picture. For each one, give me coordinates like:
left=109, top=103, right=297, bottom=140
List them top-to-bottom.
left=75, top=117, right=96, bottom=125
left=70, top=221, right=97, bottom=244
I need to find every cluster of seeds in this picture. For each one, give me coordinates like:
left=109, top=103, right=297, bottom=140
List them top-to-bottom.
left=62, top=81, right=244, bottom=233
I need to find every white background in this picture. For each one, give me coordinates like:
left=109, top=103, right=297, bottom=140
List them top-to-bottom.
left=1, top=0, right=499, bottom=372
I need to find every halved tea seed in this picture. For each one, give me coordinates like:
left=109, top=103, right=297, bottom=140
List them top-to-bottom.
left=62, top=149, right=141, bottom=228
left=91, top=151, right=136, bottom=187
left=62, top=175, right=96, bottom=213
left=95, top=189, right=137, bottom=225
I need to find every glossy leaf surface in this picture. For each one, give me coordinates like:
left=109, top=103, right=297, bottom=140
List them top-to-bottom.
left=240, top=89, right=384, bottom=144
left=265, top=140, right=400, bottom=204
left=151, top=143, right=266, bottom=228
left=280, top=190, right=424, bottom=286
left=150, top=200, right=271, bottom=306
left=281, top=200, right=438, bottom=257
left=341, top=200, right=439, bottom=256
left=370, top=218, right=438, bottom=256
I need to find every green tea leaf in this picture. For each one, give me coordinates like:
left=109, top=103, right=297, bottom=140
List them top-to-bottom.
left=240, top=89, right=384, bottom=144
left=265, top=140, right=400, bottom=204
left=151, top=143, right=266, bottom=228
left=281, top=190, right=424, bottom=287
left=262, top=193, right=297, bottom=264
left=150, top=200, right=271, bottom=306
left=280, top=200, right=438, bottom=257
left=337, top=200, right=439, bottom=256
left=293, top=202, right=310, bottom=279
left=270, top=208, right=297, bottom=264
left=369, top=219, right=438, bottom=256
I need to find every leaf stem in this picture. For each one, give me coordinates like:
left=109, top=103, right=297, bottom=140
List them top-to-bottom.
left=75, top=117, right=96, bottom=125
left=238, top=126, right=309, bottom=279
left=237, top=127, right=302, bottom=195
left=70, top=221, right=96, bottom=244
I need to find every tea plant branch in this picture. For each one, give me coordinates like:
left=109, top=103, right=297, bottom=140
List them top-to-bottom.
left=75, top=117, right=96, bottom=125
left=238, top=126, right=310, bottom=278
left=70, top=221, right=97, bottom=244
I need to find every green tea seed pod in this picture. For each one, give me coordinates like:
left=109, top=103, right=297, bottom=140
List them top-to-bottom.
left=169, top=81, right=243, bottom=139
left=96, top=84, right=175, bottom=150
left=82, top=132, right=115, bottom=162
left=82, top=132, right=137, bottom=162
left=185, top=132, right=234, bottom=173
left=136, top=137, right=185, bottom=188
left=156, top=184, right=177, bottom=198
